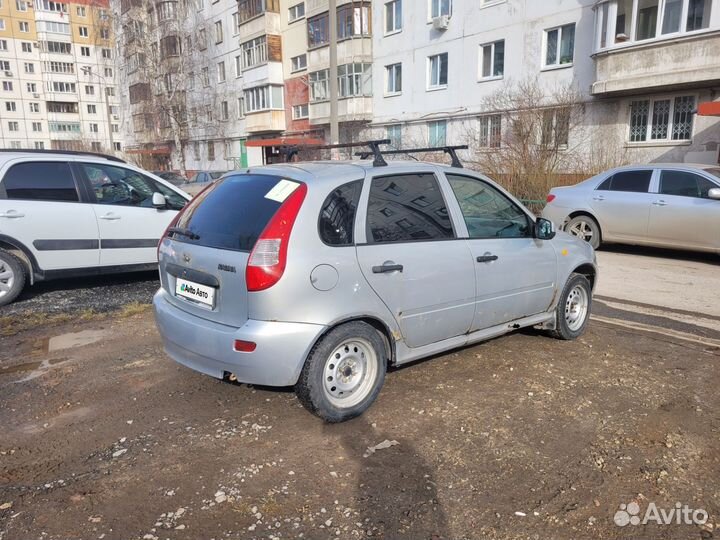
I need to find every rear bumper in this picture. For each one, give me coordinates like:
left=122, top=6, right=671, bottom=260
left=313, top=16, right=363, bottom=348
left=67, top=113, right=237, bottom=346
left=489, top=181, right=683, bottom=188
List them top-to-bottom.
left=541, top=204, right=571, bottom=228
left=153, top=290, right=326, bottom=386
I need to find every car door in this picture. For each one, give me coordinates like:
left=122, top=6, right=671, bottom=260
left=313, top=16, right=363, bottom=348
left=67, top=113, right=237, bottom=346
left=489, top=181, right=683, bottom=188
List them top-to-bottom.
left=0, top=160, right=99, bottom=271
left=76, top=161, right=187, bottom=267
left=590, top=169, right=656, bottom=242
left=647, top=169, right=720, bottom=250
left=355, top=170, right=475, bottom=349
left=444, top=173, right=558, bottom=330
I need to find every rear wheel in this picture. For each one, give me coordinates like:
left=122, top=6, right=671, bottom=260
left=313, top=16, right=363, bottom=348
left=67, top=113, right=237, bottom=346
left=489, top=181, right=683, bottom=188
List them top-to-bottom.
left=565, top=215, right=601, bottom=250
left=0, top=250, right=26, bottom=307
left=549, top=273, right=592, bottom=340
left=296, top=321, right=387, bottom=423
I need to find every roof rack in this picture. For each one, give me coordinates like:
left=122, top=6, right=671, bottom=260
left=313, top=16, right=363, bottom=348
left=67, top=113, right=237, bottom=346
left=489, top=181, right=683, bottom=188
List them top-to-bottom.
left=283, top=139, right=391, bottom=167
left=356, top=145, right=469, bottom=168
left=0, top=148, right=125, bottom=163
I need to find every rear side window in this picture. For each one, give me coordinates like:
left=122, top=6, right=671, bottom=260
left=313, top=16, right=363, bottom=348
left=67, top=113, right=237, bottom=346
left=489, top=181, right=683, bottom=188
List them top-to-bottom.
left=2, top=161, right=78, bottom=202
left=597, top=170, right=652, bottom=193
left=659, top=170, right=718, bottom=198
left=366, top=173, right=454, bottom=243
left=173, top=174, right=301, bottom=252
left=319, top=181, right=362, bottom=246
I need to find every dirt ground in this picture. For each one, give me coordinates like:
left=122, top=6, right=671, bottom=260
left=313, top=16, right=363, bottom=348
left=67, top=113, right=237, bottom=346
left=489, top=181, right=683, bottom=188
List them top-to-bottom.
left=1, top=247, right=719, bottom=540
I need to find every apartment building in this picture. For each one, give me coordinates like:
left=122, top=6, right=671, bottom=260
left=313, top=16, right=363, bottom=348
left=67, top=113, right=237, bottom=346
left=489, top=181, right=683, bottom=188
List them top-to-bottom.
left=0, top=0, right=122, bottom=153
left=372, top=0, right=720, bottom=167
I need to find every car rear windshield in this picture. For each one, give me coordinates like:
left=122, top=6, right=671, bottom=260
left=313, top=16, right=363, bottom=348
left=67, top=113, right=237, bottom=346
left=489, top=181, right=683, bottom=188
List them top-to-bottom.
left=172, top=174, right=301, bottom=252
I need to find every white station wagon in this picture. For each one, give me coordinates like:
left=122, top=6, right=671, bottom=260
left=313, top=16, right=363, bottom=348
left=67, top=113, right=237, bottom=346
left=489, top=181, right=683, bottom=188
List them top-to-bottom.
left=0, top=150, right=190, bottom=306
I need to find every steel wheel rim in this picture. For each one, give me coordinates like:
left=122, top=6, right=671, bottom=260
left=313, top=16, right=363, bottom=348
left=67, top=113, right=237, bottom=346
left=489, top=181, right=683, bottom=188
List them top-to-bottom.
left=568, top=220, right=594, bottom=242
left=0, top=258, right=15, bottom=299
left=565, top=285, right=589, bottom=331
left=323, top=338, right=377, bottom=408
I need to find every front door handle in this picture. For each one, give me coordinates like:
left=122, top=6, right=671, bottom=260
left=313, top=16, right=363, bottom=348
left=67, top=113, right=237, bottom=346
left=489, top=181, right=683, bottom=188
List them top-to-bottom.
left=652, top=200, right=668, bottom=206
left=0, top=210, right=24, bottom=218
left=99, top=213, right=121, bottom=220
left=476, top=254, right=498, bottom=263
left=372, top=263, right=403, bottom=274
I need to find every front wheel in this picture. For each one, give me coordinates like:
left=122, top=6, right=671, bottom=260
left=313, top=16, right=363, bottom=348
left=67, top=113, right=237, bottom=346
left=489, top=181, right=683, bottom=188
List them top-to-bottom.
left=549, top=273, right=592, bottom=340
left=296, top=322, right=387, bottom=423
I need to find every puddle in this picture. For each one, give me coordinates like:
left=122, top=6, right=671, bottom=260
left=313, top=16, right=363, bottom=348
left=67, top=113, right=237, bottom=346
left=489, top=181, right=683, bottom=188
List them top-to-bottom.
left=48, top=329, right=108, bottom=352
left=0, top=357, right=70, bottom=382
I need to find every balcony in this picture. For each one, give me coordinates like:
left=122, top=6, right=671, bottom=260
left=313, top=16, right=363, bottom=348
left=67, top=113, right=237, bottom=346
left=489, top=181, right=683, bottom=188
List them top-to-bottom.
left=238, top=0, right=280, bottom=37
left=592, top=30, right=720, bottom=95
left=309, top=96, right=372, bottom=126
left=245, top=110, right=286, bottom=133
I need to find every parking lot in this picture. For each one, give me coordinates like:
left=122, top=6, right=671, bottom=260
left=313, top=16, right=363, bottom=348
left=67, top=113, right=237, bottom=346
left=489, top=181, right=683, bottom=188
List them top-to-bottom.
left=1, top=245, right=719, bottom=540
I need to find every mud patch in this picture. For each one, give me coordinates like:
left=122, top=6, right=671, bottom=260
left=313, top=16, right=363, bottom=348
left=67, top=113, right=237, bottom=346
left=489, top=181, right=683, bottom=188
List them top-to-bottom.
left=48, top=329, right=109, bottom=352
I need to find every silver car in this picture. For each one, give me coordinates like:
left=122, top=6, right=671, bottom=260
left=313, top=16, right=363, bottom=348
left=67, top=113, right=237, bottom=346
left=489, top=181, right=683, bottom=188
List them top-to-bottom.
left=153, top=161, right=597, bottom=422
left=542, top=164, right=720, bottom=252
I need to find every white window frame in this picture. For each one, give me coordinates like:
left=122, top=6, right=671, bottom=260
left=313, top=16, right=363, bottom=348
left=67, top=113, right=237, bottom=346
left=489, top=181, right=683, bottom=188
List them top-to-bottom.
left=385, top=0, right=402, bottom=35
left=429, top=0, right=451, bottom=19
left=288, top=2, right=305, bottom=22
left=0, top=20, right=5, bottom=31
left=214, top=20, right=223, bottom=43
left=19, top=21, right=29, bottom=32
left=542, top=23, right=575, bottom=69
left=78, top=25, right=88, bottom=37
left=240, top=35, right=267, bottom=69
left=478, top=40, right=504, bottom=81
left=290, top=53, right=307, bottom=73
left=427, top=53, right=448, bottom=90
left=217, top=60, right=225, bottom=82
left=385, top=62, right=401, bottom=95
left=337, top=63, right=372, bottom=98
left=309, top=69, right=329, bottom=102
left=243, top=85, right=283, bottom=113
left=627, top=93, right=696, bottom=143
left=292, top=103, right=308, bottom=120
left=478, top=114, right=502, bottom=148
left=428, top=119, right=447, bottom=146
left=386, top=124, right=402, bottom=148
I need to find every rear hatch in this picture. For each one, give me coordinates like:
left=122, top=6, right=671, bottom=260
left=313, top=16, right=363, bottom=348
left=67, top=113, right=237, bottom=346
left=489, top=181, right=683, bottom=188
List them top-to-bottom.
left=158, top=173, right=297, bottom=327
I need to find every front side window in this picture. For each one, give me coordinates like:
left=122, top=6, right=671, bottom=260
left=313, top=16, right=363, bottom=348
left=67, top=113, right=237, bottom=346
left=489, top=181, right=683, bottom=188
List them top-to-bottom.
left=385, top=0, right=401, bottom=33
left=430, top=0, right=451, bottom=18
left=544, top=23, right=575, bottom=67
left=479, top=40, right=504, bottom=79
left=428, top=53, right=448, bottom=89
left=385, top=63, right=401, bottom=94
left=629, top=95, right=695, bottom=142
left=428, top=120, right=447, bottom=146
left=2, top=162, right=78, bottom=202
left=82, top=163, right=184, bottom=209
left=597, top=170, right=653, bottom=192
left=659, top=170, right=718, bottom=198
left=366, top=173, right=453, bottom=243
left=447, top=174, right=530, bottom=238
left=319, top=181, right=362, bottom=246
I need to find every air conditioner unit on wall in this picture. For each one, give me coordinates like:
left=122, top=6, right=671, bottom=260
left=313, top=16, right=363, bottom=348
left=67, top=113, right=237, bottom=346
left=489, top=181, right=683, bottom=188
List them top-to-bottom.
left=432, top=15, right=450, bottom=31
left=4, top=71, right=12, bottom=77
left=33, top=93, right=40, bottom=98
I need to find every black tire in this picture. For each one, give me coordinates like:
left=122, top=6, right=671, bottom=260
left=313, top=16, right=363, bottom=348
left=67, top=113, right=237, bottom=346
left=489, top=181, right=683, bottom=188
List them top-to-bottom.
left=565, top=215, right=601, bottom=250
left=0, top=249, right=26, bottom=307
left=549, top=273, right=592, bottom=340
left=296, top=321, right=387, bottom=423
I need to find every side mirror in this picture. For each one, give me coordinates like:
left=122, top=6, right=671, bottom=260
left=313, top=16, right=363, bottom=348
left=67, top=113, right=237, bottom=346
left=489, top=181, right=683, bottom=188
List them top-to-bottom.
left=709, top=187, right=720, bottom=200
left=152, top=192, right=167, bottom=209
left=535, top=217, right=556, bottom=240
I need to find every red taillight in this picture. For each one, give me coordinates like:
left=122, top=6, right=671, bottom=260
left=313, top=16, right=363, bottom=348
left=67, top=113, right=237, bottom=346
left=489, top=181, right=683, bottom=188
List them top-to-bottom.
left=246, top=183, right=307, bottom=292
left=546, top=194, right=556, bottom=203
left=233, top=339, right=257, bottom=352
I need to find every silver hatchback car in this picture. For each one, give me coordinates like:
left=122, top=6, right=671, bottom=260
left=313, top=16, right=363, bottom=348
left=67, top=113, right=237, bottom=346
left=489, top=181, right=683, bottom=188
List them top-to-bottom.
left=154, top=159, right=597, bottom=422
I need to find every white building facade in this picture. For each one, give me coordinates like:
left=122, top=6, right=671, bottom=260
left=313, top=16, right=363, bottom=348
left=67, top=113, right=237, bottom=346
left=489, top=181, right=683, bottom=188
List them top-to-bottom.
left=371, top=0, right=720, bottom=167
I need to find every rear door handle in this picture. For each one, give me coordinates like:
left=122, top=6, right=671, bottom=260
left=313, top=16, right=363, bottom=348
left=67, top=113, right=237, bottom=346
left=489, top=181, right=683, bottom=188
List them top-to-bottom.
left=592, top=195, right=605, bottom=201
left=652, top=200, right=668, bottom=206
left=0, top=211, right=24, bottom=218
left=99, top=213, right=121, bottom=220
left=476, top=255, right=498, bottom=263
left=372, top=264, right=403, bottom=274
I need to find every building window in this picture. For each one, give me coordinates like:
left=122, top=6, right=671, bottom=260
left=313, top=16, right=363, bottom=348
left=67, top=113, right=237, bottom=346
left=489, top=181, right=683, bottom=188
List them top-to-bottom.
left=16, top=0, right=27, bottom=11
left=36, top=0, right=68, bottom=11
left=238, top=0, right=279, bottom=23
left=385, top=0, right=401, bottom=33
left=430, top=0, right=451, bottom=18
left=157, top=1, right=177, bottom=20
left=288, top=2, right=304, bottom=22
left=337, top=2, right=370, bottom=40
left=76, top=5, right=85, bottom=15
left=232, top=12, right=240, bottom=33
left=308, top=12, right=329, bottom=47
left=0, top=20, right=6, bottom=31
left=38, top=20, right=70, bottom=34
left=214, top=20, right=223, bottom=43
left=19, top=21, right=29, bottom=32
left=544, top=23, right=575, bottom=67
left=78, top=26, right=88, bottom=37
left=100, top=28, right=109, bottom=40
left=198, top=28, right=207, bottom=49
left=241, top=35, right=267, bottom=69
left=0, top=40, right=6, bottom=52
left=45, top=40, right=72, bottom=54
left=479, top=40, right=504, bottom=79
left=21, top=42, right=31, bottom=52
left=81, top=46, right=90, bottom=56
left=102, top=48, right=111, bottom=59
left=291, top=53, right=307, bottom=72
left=427, top=53, right=448, bottom=89
left=235, top=55, right=241, bottom=76
left=0, top=60, right=9, bottom=71
left=217, top=61, right=226, bottom=82
left=24, top=62, right=34, bottom=74
left=338, top=63, right=372, bottom=98
left=385, top=63, right=401, bottom=94
left=104, top=67, right=113, bottom=77
left=201, top=67, right=209, bottom=87
left=309, top=69, right=328, bottom=101
left=2, top=81, right=12, bottom=91
left=26, top=82, right=36, bottom=93
left=85, top=85, right=94, bottom=95
left=243, top=85, right=283, bottom=113
left=105, top=87, right=115, bottom=97
left=629, top=95, right=695, bottom=142
left=237, top=97, right=243, bottom=117
left=221, top=100, right=229, bottom=120
left=5, top=101, right=15, bottom=111
left=29, top=102, right=39, bottom=112
left=292, top=103, right=308, bottom=119
left=88, top=104, right=96, bottom=113
left=541, top=109, right=570, bottom=147
left=479, top=114, right=501, bottom=148
left=428, top=120, right=447, bottom=146
left=8, top=121, right=19, bottom=131
left=32, top=121, right=42, bottom=132
left=89, top=123, right=98, bottom=133
left=386, top=124, right=402, bottom=148
left=10, top=141, right=21, bottom=149
left=35, top=141, right=45, bottom=149
left=207, top=141, right=215, bottom=160
left=113, top=142, right=121, bottom=151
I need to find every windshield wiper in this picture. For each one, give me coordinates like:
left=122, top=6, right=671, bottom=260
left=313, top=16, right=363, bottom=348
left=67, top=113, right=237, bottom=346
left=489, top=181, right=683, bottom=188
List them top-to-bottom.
left=167, top=227, right=200, bottom=240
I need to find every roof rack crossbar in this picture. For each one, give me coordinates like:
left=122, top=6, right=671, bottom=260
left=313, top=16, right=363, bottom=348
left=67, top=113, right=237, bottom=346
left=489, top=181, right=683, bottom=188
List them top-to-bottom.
left=281, top=139, right=391, bottom=166
left=356, top=145, right=469, bottom=168
left=0, top=148, right=125, bottom=163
